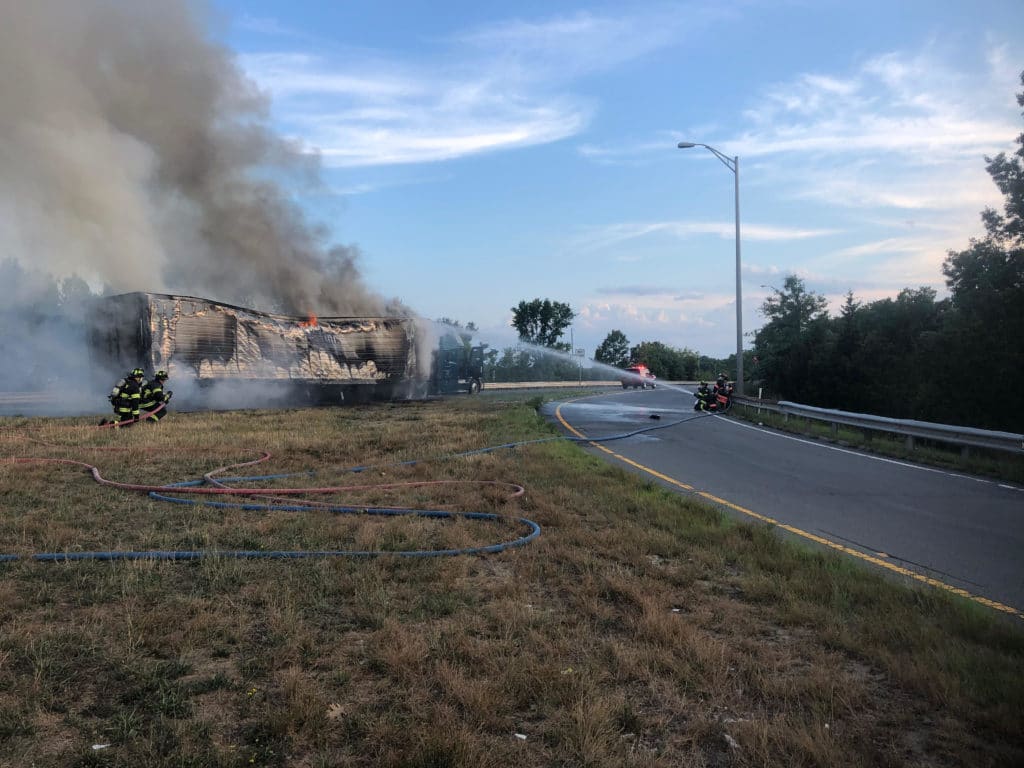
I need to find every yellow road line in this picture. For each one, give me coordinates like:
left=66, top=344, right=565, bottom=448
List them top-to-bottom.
left=554, top=398, right=1024, bottom=620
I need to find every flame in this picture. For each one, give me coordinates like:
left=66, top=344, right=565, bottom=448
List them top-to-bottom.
left=299, top=314, right=318, bottom=328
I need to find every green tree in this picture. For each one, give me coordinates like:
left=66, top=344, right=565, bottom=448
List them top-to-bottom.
left=941, top=71, right=1024, bottom=430
left=753, top=275, right=829, bottom=399
left=827, top=291, right=867, bottom=410
left=510, top=299, right=575, bottom=348
left=594, top=330, right=630, bottom=368
left=629, top=341, right=690, bottom=380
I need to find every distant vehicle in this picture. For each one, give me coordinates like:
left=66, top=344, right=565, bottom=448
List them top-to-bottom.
left=620, top=364, right=657, bottom=389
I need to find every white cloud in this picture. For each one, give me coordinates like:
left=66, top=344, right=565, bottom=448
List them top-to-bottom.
left=235, top=6, right=707, bottom=168
left=452, top=8, right=708, bottom=83
left=737, top=49, right=1015, bottom=161
left=238, top=50, right=593, bottom=166
left=569, top=220, right=839, bottom=253
left=596, top=285, right=674, bottom=297
left=575, top=297, right=732, bottom=352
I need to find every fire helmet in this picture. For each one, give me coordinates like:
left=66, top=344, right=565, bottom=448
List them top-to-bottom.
left=131, top=367, right=145, bottom=378
left=155, top=370, right=168, bottom=380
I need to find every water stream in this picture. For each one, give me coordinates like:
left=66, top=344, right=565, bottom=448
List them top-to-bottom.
left=512, top=341, right=693, bottom=395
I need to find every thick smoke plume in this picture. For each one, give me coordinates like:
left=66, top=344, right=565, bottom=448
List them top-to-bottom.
left=0, top=0, right=394, bottom=317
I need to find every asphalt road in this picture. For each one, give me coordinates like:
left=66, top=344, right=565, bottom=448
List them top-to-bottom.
left=543, top=385, right=1024, bottom=620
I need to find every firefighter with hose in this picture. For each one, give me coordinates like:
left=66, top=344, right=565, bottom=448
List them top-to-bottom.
left=102, top=367, right=145, bottom=427
left=141, top=369, right=172, bottom=422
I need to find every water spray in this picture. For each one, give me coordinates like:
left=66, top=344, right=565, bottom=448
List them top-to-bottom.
left=512, top=341, right=694, bottom=395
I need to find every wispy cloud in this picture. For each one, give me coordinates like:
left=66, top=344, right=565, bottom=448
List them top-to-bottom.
left=235, top=7, right=703, bottom=167
left=451, top=7, right=720, bottom=83
left=235, top=14, right=311, bottom=42
left=580, top=46, right=1017, bottom=213
left=730, top=49, right=1018, bottom=220
left=735, top=50, right=1016, bottom=162
left=239, top=51, right=590, bottom=166
left=577, top=134, right=681, bottom=165
left=570, top=220, right=840, bottom=253
left=595, top=285, right=673, bottom=297
left=576, top=299, right=722, bottom=336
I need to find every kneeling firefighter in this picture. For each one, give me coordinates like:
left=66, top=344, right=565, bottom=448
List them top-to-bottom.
left=106, top=368, right=145, bottom=426
left=141, top=370, right=172, bottom=422
left=693, top=381, right=712, bottom=412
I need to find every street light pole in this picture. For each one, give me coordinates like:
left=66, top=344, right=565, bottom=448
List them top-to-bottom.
left=677, top=141, right=743, bottom=395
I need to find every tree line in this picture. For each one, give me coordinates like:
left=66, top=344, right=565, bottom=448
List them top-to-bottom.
left=750, top=72, right=1023, bottom=433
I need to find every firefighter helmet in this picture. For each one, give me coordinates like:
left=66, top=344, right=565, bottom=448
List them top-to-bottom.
left=131, top=367, right=145, bottom=378
left=155, top=370, right=168, bottom=380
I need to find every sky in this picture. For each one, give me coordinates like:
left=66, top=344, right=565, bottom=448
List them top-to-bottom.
left=13, top=0, right=1023, bottom=362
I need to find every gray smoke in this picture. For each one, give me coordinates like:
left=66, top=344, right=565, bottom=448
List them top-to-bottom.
left=0, top=0, right=395, bottom=317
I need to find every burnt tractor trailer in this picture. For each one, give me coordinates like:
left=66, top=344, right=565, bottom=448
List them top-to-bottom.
left=86, top=292, right=484, bottom=408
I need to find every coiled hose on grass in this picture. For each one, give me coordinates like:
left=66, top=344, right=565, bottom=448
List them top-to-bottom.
left=1, top=407, right=711, bottom=562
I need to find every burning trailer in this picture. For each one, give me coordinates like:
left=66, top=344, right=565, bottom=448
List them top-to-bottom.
left=86, top=292, right=487, bottom=408
left=87, top=292, right=424, bottom=407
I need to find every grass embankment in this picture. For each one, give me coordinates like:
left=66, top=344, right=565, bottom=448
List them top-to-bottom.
left=1, top=397, right=1022, bottom=767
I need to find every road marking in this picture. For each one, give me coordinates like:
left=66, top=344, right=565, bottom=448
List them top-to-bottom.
left=554, top=397, right=1024, bottom=621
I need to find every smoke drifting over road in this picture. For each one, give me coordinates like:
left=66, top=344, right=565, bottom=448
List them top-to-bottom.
left=0, top=0, right=393, bottom=317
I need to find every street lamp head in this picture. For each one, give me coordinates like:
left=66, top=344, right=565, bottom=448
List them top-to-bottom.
left=677, top=141, right=697, bottom=148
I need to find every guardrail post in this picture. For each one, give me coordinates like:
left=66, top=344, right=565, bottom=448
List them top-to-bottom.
left=830, top=422, right=838, bottom=439
left=905, top=435, right=915, bottom=451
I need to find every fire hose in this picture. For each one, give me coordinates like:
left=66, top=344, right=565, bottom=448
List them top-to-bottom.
left=1, top=409, right=711, bottom=563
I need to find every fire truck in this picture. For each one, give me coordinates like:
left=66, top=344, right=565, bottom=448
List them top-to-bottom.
left=620, top=363, right=657, bottom=389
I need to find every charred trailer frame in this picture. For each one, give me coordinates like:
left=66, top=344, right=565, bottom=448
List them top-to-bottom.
left=87, top=293, right=421, bottom=406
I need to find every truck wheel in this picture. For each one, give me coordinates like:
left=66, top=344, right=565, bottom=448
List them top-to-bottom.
left=469, top=379, right=481, bottom=395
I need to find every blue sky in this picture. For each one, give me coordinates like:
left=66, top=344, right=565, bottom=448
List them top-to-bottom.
left=211, top=0, right=1023, bottom=358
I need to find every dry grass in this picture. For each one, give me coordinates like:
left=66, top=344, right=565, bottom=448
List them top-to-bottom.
left=0, top=396, right=1022, bottom=767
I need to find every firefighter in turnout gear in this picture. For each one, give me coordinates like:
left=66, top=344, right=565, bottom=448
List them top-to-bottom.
left=108, top=368, right=145, bottom=426
left=141, top=370, right=172, bottom=422
left=103, top=375, right=127, bottom=424
left=693, top=381, right=712, bottom=412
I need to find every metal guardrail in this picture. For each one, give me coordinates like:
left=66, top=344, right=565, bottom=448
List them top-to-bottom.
left=734, top=396, right=1024, bottom=456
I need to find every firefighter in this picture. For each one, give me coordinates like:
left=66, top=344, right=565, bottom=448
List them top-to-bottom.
left=110, top=368, right=145, bottom=426
left=141, top=370, right=172, bottom=422
left=101, top=374, right=127, bottom=425
left=693, top=381, right=712, bottom=412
